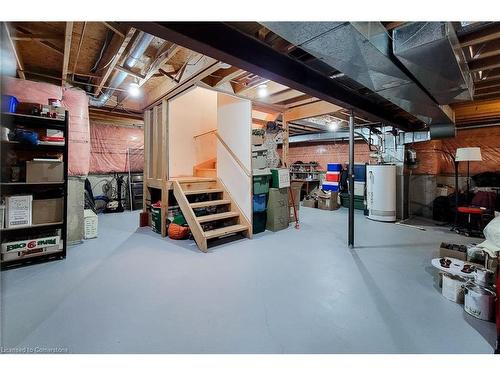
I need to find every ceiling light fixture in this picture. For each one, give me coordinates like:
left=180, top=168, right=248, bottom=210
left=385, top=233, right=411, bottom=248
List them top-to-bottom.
left=128, top=82, right=141, bottom=98
left=257, top=83, right=268, bottom=98
left=328, top=121, right=340, bottom=131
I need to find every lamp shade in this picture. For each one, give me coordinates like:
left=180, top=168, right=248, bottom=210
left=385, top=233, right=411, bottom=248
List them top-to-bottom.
left=455, top=147, right=482, bottom=162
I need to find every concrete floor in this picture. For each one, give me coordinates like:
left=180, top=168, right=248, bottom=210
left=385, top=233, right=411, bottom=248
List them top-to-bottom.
left=1, top=208, right=496, bottom=353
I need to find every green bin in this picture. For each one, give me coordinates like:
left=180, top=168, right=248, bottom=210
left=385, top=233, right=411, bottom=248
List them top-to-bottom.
left=253, top=174, right=271, bottom=194
left=151, top=206, right=162, bottom=233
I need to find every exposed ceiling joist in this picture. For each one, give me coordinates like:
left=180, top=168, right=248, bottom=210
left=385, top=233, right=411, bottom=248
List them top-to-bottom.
left=61, top=22, right=73, bottom=84
left=71, top=22, right=86, bottom=81
left=102, top=22, right=125, bottom=38
left=128, top=22, right=404, bottom=128
left=3, top=23, right=25, bottom=79
left=460, top=24, right=500, bottom=47
left=13, top=25, right=64, bottom=55
left=94, top=27, right=136, bottom=95
left=11, top=33, right=62, bottom=41
left=469, top=39, right=500, bottom=60
left=139, top=45, right=181, bottom=86
left=469, top=55, right=500, bottom=72
left=115, top=65, right=146, bottom=80
left=210, top=66, right=244, bottom=87
left=232, top=77, right=269, bottom=94
left=475, top=77, right=500, bottom=90
left=267, top=88, right=305, bottom=104
left=284, top=101, right=342, bottom=122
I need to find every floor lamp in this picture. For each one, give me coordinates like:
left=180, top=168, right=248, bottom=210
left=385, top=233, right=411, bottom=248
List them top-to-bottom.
left=455, top=147, right=482, bottom=204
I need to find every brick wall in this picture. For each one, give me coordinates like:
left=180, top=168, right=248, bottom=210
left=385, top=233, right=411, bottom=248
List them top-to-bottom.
left=286, top=126, right=500, bottom=175
left=287, top=141, right=371, bottom=170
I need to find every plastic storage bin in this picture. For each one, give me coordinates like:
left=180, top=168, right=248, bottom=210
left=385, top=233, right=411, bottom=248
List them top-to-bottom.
left=1, top=95, right=19, bottom=113
left=252, top=146, right=268, bottom=169
left=327, top=163, right=342, bottom=172
left=325, top=172, right=340, bottom=182
left=253, top=174, right=271, bottom=194
left=253, top=193, right=268, bottom=212
left=340, top=193, right=365, bottom=210
left=252, top=211, right=267, bottom=234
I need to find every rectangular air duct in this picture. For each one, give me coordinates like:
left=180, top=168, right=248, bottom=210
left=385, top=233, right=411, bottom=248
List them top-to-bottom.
left=263, top=22, right=454, bottom=126
left=393, top=22, right=473, bottom=104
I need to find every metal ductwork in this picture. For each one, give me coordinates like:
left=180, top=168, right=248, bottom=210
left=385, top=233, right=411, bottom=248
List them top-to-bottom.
left=262, top=22, right=454, bottom=127
left=393, top=22, right=473, bottom=104
left=89, top=31, right=154, bottom=107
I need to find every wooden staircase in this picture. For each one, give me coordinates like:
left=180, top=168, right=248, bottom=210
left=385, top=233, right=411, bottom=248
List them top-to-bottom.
left=193, top=158, right=217, bottom=178
left=172, top=177, right=251, bottom=252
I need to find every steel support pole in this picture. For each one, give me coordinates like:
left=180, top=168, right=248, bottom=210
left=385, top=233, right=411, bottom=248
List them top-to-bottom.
left=348, top=110, right=355, bottom=248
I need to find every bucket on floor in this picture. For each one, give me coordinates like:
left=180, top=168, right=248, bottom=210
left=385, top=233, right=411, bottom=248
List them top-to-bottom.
left=441, top=272, right=466, bottom=304
left=464, top=282, right=496, bottom=321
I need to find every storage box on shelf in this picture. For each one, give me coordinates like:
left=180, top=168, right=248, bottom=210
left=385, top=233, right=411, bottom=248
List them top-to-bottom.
left=0, top=110, right=69, bottom=269
left=252, top=146, right=268, bottom=170
left=271, top=168, right=290, bottom=189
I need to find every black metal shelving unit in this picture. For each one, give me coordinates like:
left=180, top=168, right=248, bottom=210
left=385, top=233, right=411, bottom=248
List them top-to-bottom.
left=1, top=111, right=69, bottom=269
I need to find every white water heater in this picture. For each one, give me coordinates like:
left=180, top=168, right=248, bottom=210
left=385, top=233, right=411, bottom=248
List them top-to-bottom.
left=366, top=164, right=397, bottom=222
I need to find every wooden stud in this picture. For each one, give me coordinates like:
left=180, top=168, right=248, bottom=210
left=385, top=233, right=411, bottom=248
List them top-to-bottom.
left=62, top=22, right=73, bottom=84
left=71, top=22, right=86, bottom=82
left=102, top=22, right=125, bottom=38
left=3, top=23, right=25, bottom=79
left=282, top=112, right=289, bottom=167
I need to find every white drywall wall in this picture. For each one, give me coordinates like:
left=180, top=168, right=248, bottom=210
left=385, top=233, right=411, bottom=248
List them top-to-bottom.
left=168, top=87, right=217, bottom=177
left=217, top=93, right=252, bottom=221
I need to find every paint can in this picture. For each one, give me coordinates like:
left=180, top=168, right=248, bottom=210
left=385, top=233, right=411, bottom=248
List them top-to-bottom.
left=473, top=267, right=495, bottom=287
left=441, top=272, right=466, bottom=304
left=464, top=282, right=496, bottom=321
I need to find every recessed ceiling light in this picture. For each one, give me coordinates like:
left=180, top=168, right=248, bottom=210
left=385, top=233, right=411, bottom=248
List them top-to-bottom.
left=128, top=82, right=141, bottom=98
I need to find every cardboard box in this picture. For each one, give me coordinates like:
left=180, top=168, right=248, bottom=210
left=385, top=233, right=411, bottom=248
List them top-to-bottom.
left=252, top=134, right=264, bottom=145
left=252, top=146, right=268, bottom=169
left=26, top=160, right=63, bottom=183
left=318, top=191, right=339, bottom=211
left=5, top=195, right=32, bottom=228
left=32, top=198, right=63, bottom=225
left=302, top=199, right=317, bottom=208
left=266, top=216, right=289, bottom=232
left=1, top=235, right=60, bottom=253
left=439, top=242, right=467, bottom=261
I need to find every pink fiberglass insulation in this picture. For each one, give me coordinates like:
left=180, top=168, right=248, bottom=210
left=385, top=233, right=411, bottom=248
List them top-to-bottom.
left=2, top=77, right=90, bottom=176
left=89, top=122, right=144, bottom=174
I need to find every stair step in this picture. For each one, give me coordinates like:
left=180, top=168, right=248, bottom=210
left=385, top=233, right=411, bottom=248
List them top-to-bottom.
left=175, top=177, right=216, bottom=183
left=184, top=188, right=223, bottom=195
left=190, top=199, right=231, bottom=209
left=197, top=211, right=239, bottom=223
left=204, top=224, right=248, bottom=239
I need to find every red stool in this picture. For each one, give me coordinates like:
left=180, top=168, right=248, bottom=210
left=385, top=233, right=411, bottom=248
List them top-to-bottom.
left=456, top=206, right=485, bottom=237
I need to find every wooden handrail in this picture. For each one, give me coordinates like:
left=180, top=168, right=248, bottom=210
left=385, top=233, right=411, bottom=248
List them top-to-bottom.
left=193, top=128, right=217, bottom=139
left=214, top=133, right=252, bottom=178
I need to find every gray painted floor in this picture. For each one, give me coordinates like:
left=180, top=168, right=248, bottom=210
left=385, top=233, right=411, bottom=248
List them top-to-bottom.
left=1, top=208, right=496, bottom=353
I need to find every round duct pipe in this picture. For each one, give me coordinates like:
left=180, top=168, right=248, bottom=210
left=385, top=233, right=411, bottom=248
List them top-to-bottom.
left=429, top=123, right=456, bottom=139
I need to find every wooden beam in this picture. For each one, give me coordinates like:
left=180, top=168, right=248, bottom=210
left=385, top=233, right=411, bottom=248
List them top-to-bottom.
left=62, top=22, right=73, bottom=83
left=71, top=22, right=86, bottom=81
left=102, top=22, right=125, bottom=38
left=3, top=23, right=25, bottom=79
left=460, top=24, right=500, bottom=48
left=13, top=25, right=64, bottom=55
left=94, top=27, right=136, bottom=95
left=11, top=33, right=62, bottom=41
left=470, top=39, right=500, bottom=60
left=138, top=44, right=181, bottom=87
left=469, top=55, right=500, bottom=72
left=115, top=65, right=146, bottom=80
left=211, top=66, right=245, bottom=87
left=232, top=77, right=269, bottom=95
left=475, top=77, right=500, bottom=90
left=475, top=87, right=500, bottom=97
left=267, top=88, right=306, bottom=104
left=452, top=98, right=500, bottom=124
left=284, top=101, right=343, bottom=122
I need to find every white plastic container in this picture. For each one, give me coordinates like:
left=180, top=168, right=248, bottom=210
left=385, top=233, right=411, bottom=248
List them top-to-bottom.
left=366, top=164, right=396, bottom=222
left=84, top=209, right=98, bottom=239
left=441, top=273, right=466, bottom=304
left=464, top=283, right=496, bottom=321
